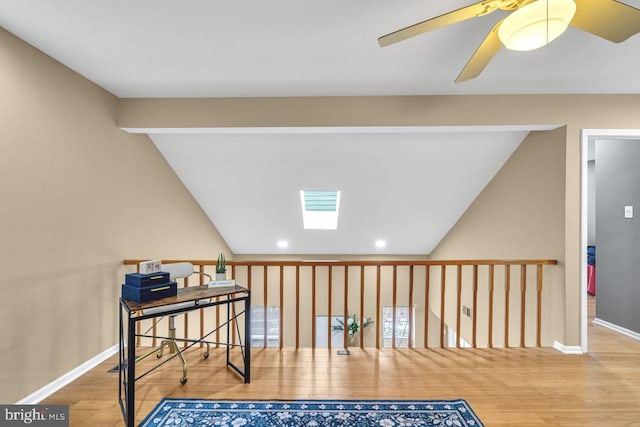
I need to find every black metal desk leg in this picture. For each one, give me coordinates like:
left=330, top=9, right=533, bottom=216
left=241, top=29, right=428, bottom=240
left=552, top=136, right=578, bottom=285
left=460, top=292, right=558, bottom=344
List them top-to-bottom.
left=245, top=293, right=251, bottom=383
left=226, top=295, right=231, bottom=365
left=118, top=304, right=123, bottom=406
left=126, top=311, right=136, bottom=427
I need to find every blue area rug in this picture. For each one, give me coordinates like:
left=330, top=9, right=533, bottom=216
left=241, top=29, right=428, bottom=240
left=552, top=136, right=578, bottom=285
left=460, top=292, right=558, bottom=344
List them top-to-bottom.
left=140, top=398, right=484, bottom=426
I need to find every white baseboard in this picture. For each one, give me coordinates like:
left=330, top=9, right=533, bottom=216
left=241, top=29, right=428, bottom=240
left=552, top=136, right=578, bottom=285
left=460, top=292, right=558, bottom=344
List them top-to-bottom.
left=593, top=317, right=640, bottom=341
left=553, top=341, right=584, bottom=354
left=16, top=344, right=119, bottom=404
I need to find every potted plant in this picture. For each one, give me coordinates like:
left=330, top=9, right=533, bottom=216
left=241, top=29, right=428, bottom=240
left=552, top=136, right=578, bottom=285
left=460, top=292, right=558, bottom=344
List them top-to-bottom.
left=216, top=253, right=226, bottom=280
left=333, top=314, right=374, bottom=347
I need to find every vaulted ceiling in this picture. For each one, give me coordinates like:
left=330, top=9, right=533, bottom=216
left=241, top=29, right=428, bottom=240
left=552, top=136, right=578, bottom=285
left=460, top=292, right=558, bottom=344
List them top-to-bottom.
left=1, top=0, right=636, bottom=254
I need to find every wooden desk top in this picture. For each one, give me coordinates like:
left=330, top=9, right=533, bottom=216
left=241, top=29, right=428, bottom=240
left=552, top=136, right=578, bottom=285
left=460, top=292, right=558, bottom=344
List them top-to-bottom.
left=122, top=284, right=249, bottom=312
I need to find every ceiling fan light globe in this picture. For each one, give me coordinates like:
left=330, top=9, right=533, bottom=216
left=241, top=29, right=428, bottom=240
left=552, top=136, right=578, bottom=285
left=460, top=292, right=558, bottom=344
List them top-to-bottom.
left=498, top=0, right=576, bottom=51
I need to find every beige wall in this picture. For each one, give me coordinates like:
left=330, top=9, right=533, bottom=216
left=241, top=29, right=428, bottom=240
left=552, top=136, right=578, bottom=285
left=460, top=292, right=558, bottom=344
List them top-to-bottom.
left=0, top=28, right=231, bottom=403
left=118, top=95, right=640, bottom=347
left=430, top=128, right=566, bottom=347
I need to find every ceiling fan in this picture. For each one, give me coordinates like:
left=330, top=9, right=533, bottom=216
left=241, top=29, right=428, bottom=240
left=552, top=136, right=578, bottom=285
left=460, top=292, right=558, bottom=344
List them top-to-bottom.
left=378, top=0, right=640, bottom=82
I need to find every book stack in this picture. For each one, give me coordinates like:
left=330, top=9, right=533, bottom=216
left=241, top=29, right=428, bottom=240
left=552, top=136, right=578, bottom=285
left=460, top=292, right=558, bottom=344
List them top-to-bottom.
left=122, top=272, right=177, bottom=303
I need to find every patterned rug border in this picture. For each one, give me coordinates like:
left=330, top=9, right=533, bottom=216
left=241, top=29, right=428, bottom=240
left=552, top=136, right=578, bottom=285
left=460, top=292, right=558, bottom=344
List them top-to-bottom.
left=140, top=398, right=484, bottom=426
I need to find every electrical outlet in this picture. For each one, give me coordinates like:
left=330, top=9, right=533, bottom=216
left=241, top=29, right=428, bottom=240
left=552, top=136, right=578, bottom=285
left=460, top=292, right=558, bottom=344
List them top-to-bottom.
left=462, top=305, right=471, bottom=317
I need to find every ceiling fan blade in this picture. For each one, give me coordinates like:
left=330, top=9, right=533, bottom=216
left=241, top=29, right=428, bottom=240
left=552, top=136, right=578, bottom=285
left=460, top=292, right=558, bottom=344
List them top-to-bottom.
left=571, top=0, right=640, bottom=43
left=378, top=1, right=498, bottom=47
left=455, top=19, right=504, bottom=82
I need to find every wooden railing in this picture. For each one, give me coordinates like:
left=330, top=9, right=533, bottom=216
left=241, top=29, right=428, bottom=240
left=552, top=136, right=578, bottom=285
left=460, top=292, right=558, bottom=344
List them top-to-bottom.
left=123, top=259, right=557, bottom=350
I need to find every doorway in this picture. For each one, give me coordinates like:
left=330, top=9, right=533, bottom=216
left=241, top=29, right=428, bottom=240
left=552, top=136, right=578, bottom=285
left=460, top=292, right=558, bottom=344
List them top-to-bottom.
left=581, top=129, right=640, bottom=352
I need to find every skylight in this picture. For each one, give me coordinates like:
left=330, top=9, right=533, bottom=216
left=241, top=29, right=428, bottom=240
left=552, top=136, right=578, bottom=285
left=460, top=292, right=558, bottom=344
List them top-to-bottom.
left=300, top=190, right=341, bottom=230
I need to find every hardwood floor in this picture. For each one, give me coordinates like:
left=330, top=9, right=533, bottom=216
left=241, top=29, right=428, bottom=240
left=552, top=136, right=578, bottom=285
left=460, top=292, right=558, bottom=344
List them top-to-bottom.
left=44, top=297, right=640, bottom=426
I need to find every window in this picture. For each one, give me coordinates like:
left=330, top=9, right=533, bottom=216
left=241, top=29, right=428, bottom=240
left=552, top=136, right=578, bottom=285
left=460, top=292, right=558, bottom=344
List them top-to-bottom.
left=300, top=190, right=341, bottom=230
left=250, top=306, right=279, bottom=348
left=382, top=306, right=415, bottom=348
left=314, top=315, right=346, bottom=347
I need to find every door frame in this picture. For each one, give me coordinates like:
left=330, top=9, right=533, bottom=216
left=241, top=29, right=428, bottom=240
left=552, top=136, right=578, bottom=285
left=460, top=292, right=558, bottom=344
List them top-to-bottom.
left=580, top=129, right=640, bottom=352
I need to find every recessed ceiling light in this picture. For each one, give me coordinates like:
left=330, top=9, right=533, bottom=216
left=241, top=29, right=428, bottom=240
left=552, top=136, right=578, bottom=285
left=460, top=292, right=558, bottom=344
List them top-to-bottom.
left=277, top=240, right=288, bottom=248
left=375, top=240, right=387, bottom=248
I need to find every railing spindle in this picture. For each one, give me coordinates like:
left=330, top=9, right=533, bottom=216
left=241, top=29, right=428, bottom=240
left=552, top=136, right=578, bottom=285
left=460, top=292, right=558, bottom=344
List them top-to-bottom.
left=136, top=264, right=143, bottom=347
left=200, top=264, right=206, bottom=348
left=231, top=264, right=236, bottom=346
left=488, top=264, right=494, bottom=349
left=504, top=264, right=510, bottom=348
left=520, top=264, right=526, bottom=348
left=537, top=264, right=543, bottom=347
left=246, top=265, right=251, bottom=349
left=264, top=265, right=268, bottom=348
left=279, top=265, right=284, bottom=350
left=296, top=265, right=300, bottom=350
left=312, top=265, right=316, bottom=349
left=328, top=265, right=333, bottom=350
left=360, top=265, right=365, bottom=349
left=376, top=265, right=381, bottom=349
left=392, top=265, right=397, bottom=349
left=409, top=265, right=414, bottom=349
left=440, top=265, right=446, bottom=348
left=456, top=265, right=462, bottom=348
left=472, top=265, right=478, bottom=348
left=344, top=266, right=349, bottom=350
left=424, top=266, right=430, bottom=349
left=183, top=277, right=189, bottom=349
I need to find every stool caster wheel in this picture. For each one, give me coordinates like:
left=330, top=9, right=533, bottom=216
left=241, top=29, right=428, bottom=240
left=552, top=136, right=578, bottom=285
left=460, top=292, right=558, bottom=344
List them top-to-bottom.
left=204, top=352, right=209, bottom=359
left=156, top=353, right=162, bottom=359
left=180, top=377, right=188, bottom=385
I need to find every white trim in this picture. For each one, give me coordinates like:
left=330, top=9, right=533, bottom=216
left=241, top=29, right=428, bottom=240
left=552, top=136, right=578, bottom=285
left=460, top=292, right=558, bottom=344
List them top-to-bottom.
left=121, top=124, right=561, bottom=135
left=580, top=129, right=640, bottom=354
left=580, top=130, right=589, bottom=354
left=593, top=318, right=640, bottom=341
left=553, top=340, right=584, bottom=354
left=16, top=344, right=119, bottom=404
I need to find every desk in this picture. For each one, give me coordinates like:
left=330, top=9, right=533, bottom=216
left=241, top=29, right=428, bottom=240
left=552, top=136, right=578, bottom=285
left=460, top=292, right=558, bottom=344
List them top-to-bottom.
left=118, top=285, right=251, bottom=427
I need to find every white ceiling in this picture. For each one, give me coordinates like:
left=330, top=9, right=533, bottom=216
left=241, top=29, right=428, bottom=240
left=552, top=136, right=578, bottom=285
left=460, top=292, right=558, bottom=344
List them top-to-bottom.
left=0, top=0, right=639, bottom=97
left=1, top=1, right=632, bottom=254
left=149, top=127, right=552, bottom=254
